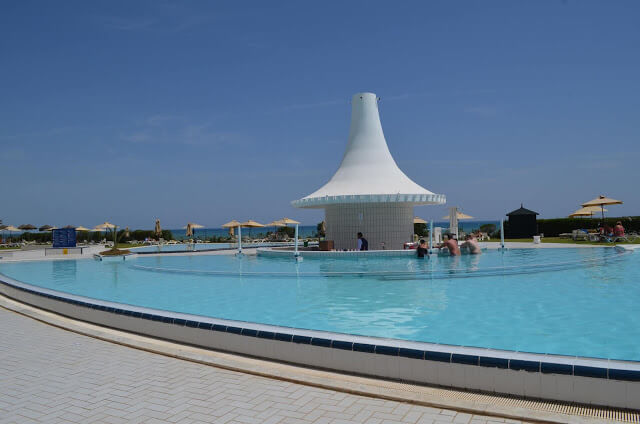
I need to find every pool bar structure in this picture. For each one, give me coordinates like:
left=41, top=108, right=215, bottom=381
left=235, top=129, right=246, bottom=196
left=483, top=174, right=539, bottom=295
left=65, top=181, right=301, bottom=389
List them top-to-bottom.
left=292, top=92, right=445, bottom=250
left=1, top=270, right=639, bottom=410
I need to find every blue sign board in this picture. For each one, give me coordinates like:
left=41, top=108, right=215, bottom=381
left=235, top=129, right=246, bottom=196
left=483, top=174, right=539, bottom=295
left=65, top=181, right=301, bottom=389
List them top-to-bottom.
left=52, top=228, right=77, bottom=248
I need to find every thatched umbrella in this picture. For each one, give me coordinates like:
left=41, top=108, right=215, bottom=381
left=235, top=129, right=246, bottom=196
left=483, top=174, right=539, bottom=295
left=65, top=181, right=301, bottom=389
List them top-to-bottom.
left=581, top=195, right=623, bottom=221
left=222, top=220, right=241, bottom=237
left=95, top=222, right=118, bottom=247
left=18, top=224, right=37, bottom=230
left=38, top=225, right=54, bottom=232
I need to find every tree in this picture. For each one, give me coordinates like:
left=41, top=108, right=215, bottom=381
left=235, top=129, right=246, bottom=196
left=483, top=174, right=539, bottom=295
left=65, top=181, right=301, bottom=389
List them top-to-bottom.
left=414, top=223, right=428, bottom=237
left=479, top=223, right=496, bottom=234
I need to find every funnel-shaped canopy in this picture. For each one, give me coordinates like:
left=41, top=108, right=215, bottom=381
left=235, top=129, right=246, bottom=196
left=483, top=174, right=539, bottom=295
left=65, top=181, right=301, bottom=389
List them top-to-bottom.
left=292, top=92, right=445, bottom=208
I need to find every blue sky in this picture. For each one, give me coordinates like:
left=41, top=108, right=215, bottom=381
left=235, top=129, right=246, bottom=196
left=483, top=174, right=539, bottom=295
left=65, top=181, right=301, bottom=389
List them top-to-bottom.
left=1, top=1, right=638, bottom=229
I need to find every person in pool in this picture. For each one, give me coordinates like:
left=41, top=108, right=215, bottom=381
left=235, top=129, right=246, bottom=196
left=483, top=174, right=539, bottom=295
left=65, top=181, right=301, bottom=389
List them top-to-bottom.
left=460, top=233, right=481, bottom=254
left=437, top=234, right=460, bottom=256
left=416, top=239, right=428, bottom=258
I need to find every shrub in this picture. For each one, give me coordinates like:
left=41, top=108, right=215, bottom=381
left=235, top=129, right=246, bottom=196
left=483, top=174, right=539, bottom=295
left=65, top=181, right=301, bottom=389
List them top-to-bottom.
left=536, top=216, right=639, bottom=237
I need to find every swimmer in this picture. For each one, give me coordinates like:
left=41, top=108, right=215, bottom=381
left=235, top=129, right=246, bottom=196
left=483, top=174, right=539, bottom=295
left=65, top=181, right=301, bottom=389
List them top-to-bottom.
left=460, top=233, right=481, bottom=254
left=437, top=234, right=460, bottom=256
left=416, top=239, right=428, bottom=258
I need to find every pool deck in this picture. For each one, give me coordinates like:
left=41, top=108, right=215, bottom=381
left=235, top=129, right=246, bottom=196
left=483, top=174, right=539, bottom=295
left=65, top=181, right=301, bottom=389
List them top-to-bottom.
left=2, top=295, right=634, bottom=424
left=0, top=300, right=527, bottom=424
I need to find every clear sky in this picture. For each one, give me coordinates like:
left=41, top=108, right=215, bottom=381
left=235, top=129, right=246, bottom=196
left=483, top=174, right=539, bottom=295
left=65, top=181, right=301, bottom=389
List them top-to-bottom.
left=1, top=1, right=638, bottom=229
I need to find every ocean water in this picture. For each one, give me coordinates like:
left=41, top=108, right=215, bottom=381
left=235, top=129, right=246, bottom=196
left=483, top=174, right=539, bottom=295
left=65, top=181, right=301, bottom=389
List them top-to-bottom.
left=169, top=220, right=500, bottom=240
left=1, top=247, right=638, bottom=360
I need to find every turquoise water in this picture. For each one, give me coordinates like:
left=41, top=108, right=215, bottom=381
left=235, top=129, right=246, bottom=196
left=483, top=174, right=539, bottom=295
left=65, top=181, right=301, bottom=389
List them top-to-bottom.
left=1, top=247, right=638, bottom=360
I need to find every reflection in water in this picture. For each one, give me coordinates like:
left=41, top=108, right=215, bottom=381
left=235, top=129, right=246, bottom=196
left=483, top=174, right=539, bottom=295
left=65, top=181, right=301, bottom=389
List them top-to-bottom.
left=52, top=260, right=76, bottom=280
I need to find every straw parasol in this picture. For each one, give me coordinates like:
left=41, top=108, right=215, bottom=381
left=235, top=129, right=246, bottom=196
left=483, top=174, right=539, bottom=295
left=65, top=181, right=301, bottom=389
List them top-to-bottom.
left=581, top=195, right=622, bottom=220
left=569, top=206, right=607, bottom=218
left=441, top=211, right=474, bottom=220
left=413, top=217, right=427, bottom=224
left=278, top=218, right=300, bottom=225
left=222, top=220, right=241, bottom=237
left=240, top=220, right=265, bottom=228
left=240, top=220, right=265, bottom=239
left=95, top=222, right=118, bottom=246
left=95, top=222, right=117, bottom=230
left=183, top=223, right=204, bottom=239
left=18, top=224, right=37, bottom=230
left=2, top=225, right=20, bottom=241
left=39, top=225, right=54, bottom=232
left=75, top=226, right=90, bottom=231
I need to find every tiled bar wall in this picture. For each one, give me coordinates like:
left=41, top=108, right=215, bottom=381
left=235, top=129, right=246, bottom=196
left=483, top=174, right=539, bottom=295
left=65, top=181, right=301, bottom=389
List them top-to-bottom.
left=325, top=203, right=413, bottom=250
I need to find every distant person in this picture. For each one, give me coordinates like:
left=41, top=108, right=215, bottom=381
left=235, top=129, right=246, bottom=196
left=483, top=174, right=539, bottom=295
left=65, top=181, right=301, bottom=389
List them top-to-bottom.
left=613, top=221, right=625, bottom=237
left=603, top=224, right=613, bottom=236
left=357, top=232, right=369, bottom=251
left=437, top=234, right=460, bottom=256
left=461, top=234, right=481, bottom=254
left=416, top=239, right=429, bottom=258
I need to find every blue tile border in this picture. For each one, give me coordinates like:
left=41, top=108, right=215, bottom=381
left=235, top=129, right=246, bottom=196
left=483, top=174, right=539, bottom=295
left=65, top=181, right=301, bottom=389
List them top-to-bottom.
left=1, top=276, right=638, bottom=383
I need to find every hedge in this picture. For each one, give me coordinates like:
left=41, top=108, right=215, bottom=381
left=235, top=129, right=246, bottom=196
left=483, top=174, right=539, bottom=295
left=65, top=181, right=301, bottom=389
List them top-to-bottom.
left=536, top=216, right=639, bottom=237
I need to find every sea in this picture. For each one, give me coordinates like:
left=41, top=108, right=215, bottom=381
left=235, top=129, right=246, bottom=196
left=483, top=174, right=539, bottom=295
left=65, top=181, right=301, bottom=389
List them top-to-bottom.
left=169, top=220, right=500, bottom=241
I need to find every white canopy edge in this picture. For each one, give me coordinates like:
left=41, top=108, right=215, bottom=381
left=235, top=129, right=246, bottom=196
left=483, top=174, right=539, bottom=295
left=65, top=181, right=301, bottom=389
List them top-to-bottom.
left=292, top=193, right=445, bottom=208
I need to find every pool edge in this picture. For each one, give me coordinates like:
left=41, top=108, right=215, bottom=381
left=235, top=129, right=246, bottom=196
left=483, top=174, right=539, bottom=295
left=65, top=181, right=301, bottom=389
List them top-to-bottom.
left=0, top=274, right=638, bottom=410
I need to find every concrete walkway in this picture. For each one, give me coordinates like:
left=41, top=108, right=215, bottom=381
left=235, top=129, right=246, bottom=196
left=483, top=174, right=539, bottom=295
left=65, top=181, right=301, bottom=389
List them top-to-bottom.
left=0, top=307, right=525, bottom=424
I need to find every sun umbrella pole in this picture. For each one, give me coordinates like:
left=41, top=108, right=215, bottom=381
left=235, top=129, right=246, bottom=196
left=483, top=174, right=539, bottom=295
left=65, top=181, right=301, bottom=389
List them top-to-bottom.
left=500, top=219, right=505, bottom=249
left=294, top=223, right=299, bottom=257
left=237, top=225, right=242, bottom=254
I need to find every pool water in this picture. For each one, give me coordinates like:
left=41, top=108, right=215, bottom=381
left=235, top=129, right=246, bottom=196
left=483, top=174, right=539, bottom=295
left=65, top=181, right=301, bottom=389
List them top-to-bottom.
left=1, top=248, right=638, bottom=361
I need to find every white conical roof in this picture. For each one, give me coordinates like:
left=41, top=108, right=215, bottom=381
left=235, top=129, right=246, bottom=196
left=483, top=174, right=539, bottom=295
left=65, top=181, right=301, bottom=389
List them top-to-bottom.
left=292, top=92, right=445, bottom=208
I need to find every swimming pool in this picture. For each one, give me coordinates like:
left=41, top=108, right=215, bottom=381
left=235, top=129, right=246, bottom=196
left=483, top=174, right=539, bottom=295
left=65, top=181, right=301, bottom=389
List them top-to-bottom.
left=131, top=242, right=291, bottom=253
left=1, top=247, right=638, bottom=361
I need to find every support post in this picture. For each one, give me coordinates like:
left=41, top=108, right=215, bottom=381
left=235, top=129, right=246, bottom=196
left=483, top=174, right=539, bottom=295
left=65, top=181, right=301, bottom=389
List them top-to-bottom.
left=500, top=219, right=505, bottom=249
left=429, top=220, right=433, bottom=254
left=294, top=223, right=299, bottom=257
left=237, top=225, right=242, bottom=255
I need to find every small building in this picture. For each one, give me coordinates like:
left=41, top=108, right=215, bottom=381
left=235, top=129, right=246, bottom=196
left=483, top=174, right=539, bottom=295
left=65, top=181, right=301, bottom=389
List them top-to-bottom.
left=292, top=92, right=445, bottom=250
left=505, top=204, right=539, bottom=238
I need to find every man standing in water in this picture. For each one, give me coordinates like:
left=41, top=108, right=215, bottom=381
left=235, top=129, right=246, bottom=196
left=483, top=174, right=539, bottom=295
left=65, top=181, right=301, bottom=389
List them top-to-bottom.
left=357, top=232, right=369, bottom=251
left=461, top=233, right=481, bottom=254
left=437, top=234, right=460, bottom=256
left=416, top=239, right=429, bottom=258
